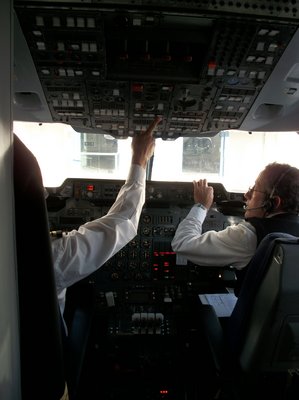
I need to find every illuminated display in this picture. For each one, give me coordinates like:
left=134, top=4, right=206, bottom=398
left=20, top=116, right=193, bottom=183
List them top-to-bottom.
left=86, top=184, right=95, bottom=191
left=153, top=251, right=176, bottom=279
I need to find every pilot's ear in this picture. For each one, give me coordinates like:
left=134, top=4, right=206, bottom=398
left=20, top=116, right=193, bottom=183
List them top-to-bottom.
left=264, top=195, right=281, bottom=213
left=272, top=195, right=282, bottom=210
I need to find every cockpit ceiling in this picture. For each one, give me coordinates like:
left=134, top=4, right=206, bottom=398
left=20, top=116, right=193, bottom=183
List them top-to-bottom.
left=13, top=1, right=299, bottom=138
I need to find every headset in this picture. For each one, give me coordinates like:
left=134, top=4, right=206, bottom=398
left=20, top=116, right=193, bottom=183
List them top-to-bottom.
left=263, top=166, right=292, bottom=212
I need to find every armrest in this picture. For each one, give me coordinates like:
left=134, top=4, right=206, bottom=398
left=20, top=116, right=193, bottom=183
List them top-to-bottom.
left=63, top=283, right=95, bottom=399
left=198, top=304, right=226, bottom=374
left=66, top=305, right=94, bottom=399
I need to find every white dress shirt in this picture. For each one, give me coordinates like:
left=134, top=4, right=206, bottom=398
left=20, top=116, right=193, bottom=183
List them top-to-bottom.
left=52, top=164, right=146, bottom=314
left=171, top=204, right=258, bottom=269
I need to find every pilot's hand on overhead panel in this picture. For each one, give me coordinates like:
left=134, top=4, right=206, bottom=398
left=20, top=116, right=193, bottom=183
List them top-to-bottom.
left=131, top=116, right=162, bottom=169
left=193, top=179, right=214, bottom=209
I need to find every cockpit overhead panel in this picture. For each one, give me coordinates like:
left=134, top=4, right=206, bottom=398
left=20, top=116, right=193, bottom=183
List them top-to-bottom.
left=13, top=1, right=299, bottom=137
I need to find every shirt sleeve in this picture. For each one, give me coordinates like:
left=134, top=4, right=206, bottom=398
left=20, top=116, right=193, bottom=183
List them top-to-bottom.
left=52, top=164, right=146, bottom=294
left=171, top=205, right=257, bottom=269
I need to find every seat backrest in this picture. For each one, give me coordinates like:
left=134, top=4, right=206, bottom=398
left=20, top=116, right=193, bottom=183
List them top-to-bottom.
left=13, top=134, right=67, bottom=400
left=226, top=232, right=299, bottom=374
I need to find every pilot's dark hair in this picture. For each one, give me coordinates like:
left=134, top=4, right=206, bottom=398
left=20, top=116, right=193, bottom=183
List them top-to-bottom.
left=262, top=162, right=299, bottom=214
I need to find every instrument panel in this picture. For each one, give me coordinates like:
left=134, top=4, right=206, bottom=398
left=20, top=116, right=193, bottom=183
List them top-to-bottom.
left=47, top=178, right=243, bottom=399
left=47, top=178, right=243, bottom=289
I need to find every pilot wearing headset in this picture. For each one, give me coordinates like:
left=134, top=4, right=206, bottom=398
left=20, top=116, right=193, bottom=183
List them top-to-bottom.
left=171, top=162, right=299, bottom=294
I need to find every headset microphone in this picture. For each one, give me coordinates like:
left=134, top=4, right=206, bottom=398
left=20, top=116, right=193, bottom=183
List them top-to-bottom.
left=243, top=204, right=266, bottom=211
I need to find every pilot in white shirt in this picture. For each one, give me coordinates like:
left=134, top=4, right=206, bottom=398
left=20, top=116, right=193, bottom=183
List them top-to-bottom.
left=51, top=116, right=161, bottom=314
left=172, top=163, right=299, bottom=278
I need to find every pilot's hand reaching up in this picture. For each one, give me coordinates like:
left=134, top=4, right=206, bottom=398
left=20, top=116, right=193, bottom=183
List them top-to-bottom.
left=51, top=115, right=163, bottom=317
left=131, top=116, right=162, bottom=169
left=193, top=178, right=214, bottom=209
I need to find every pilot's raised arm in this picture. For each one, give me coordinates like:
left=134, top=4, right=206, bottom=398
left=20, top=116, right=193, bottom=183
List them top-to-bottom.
left=52, top=116, right=162, bottom=314
left=172, top=164, right=299, bottom=294
left=171, top=178, right=256, bottom=269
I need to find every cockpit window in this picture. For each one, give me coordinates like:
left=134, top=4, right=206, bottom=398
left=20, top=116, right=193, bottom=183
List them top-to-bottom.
left=13, top=121, right=299, bottom=192
left=13, top=121, right=132, bottom=187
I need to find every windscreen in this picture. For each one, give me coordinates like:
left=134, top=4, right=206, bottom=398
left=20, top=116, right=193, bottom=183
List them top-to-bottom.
left=13, top=121, right=299, bottom=192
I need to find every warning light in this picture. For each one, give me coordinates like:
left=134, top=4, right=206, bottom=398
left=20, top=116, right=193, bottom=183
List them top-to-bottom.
left=207, top=61, right=217, bottom=76
left=208, top=61, right=217, bottom=68
left=86, top=184, right=95, bottom=191
left=160, top=389, right=169, bottom=395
